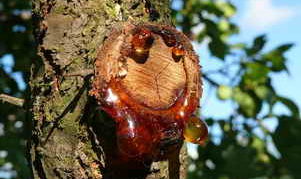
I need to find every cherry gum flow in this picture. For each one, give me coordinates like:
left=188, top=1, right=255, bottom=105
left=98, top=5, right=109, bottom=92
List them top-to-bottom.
left=92, top=24, right=208, bottom=162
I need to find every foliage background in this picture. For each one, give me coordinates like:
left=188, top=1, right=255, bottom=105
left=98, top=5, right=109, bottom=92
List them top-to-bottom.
left=0, top=0, right=300, bottom=178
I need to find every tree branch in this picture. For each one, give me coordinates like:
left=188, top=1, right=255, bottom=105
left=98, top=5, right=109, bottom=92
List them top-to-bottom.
left=203, top=74, right=219, bottom=87
left=0, top=94, right=24, bottom=107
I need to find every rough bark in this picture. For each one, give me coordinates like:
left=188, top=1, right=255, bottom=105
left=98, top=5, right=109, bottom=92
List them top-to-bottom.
left=29, top=0, right=188, bottom=179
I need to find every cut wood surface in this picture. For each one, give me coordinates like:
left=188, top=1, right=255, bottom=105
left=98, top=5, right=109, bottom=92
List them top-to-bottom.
left=122, top=34, right=187, bottom=109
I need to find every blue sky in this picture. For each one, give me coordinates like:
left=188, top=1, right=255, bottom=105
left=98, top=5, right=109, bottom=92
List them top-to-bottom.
left=0, top=0, right=300, bottom=174
left=2, top=0, right=299, bottom=122
left=188, top=0, right=301, bottom=158
left=201, top=0, right=301, bottom=119
left=234, top=0, right=301, bottom=108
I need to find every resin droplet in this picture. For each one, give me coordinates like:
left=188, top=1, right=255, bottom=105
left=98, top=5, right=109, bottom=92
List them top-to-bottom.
left=91, top=23, right=202, bottom=163
left=130, top=28, right=154, bottom=64
left=132, top=29, right=153, bottom=48
left=172, top=45, right=185, bottom=62
left=104, top=88, right=119, bottom=105
left=116, top=113, right=154, bottom=158
left=183, top=116, right=208, bottom=145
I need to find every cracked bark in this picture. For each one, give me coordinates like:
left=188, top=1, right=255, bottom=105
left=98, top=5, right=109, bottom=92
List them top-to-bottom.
left=29, top=0, right=187, bottom=178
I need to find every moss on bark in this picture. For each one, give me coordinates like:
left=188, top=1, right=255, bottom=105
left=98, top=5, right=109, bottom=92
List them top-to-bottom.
left=29, top=0, right=187, bottom=178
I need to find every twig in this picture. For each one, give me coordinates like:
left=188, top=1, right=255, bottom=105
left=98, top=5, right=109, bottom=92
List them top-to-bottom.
left=202, top=74, right=219, bottom=87
left=0, top=94, right=24, bottom=107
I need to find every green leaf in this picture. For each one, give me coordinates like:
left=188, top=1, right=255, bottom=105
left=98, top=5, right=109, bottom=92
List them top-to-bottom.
left=200, top=1, right=225, bottom=17
left=216, top=1, right=236, bottom=18
left=203, top=19, right=229, bottom=59
left=218, top=19, right=230, bottom=32
left=247, top=35, right=267, bottom=56
left=208, top=39, right=228, bottom=60
left=262, top=43, right=293, bottom=72
left=276, top=43, right=294, bottom=53
left=242, top=62, right=270, bottom=88
left=217, top=85, right=232, bottom=100
left=254, top=86, right=270, bottom=100
left=232, top=88, right=259, bottom=117
left=277, top=96, right=300, bottom=118
left=273, top=116, right=301, bottom=178
left=222, top=145, right=265, bottom=178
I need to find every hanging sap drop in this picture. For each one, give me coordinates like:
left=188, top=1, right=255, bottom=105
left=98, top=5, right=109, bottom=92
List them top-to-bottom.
left=91, top=23, right=203, bottom=163
left=172, top=45, right=185, bottom=62
left=104, top=88, right=119, bottom=104
left=116, top=113, right=155, bottom=158
left=183, top=116, right=208, bottom=145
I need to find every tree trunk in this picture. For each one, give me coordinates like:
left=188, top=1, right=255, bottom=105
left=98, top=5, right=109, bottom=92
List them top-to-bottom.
left=29, top=0, right=188, bottom=178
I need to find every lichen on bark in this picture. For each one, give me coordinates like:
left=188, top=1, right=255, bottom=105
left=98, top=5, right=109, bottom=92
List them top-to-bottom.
left=29, top=0, right=187, bottom=178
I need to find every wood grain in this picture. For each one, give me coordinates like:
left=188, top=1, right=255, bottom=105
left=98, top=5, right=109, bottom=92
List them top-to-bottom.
left=121, top=34, right=186, bottom=109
